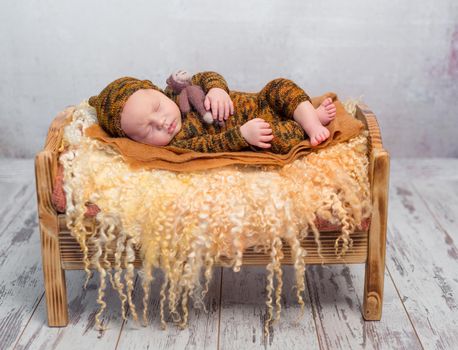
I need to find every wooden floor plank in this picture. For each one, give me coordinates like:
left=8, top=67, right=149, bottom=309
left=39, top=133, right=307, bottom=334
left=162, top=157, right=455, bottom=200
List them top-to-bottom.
left=0, top=158, right=34, bottom=183
left=390, top=158, right=458, bottom=180
left=0, top=159, right=38, bottom=243
left=0, top=159, right=39, bottom=350
left=386, top=169, right=458, bottom=349
left=410, top=178, right=458, bottom=245
left=0, top=182, right=35, bottom=241
left=0, top=188, right=46, bottom=350
left=306, top=264, right=422, bottom=350
left=219, top=265, right=320, bottom=350
left=115, top=267, right=221, bottom=350
left=14, top=270, right=125, bottom=350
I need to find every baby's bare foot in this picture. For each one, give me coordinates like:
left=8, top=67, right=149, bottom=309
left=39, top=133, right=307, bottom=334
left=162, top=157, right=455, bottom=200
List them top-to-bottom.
left=316, top=97, right=337, bottom=126
left=293, top=100, right=331, bottom=146
left=305, top=123, right=330, bottom=146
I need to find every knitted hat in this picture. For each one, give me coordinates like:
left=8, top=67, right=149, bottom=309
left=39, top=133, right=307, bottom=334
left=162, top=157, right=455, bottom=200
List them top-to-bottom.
left=88, top=77, right=162, bottom=137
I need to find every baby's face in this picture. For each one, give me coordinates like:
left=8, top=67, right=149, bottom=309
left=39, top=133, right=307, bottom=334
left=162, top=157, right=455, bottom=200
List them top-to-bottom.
left=120, top=89, right=182, bottom=146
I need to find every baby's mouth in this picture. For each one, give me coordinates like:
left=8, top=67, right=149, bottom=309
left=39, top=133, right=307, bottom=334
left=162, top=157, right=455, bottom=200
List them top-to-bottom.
left=167, top=119, right=177, bottom=133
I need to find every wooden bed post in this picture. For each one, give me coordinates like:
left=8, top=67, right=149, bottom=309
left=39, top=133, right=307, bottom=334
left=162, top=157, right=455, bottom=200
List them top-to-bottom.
left=356, top=104, right=390, bottom=320
left=34, top=107, right=73, bottom=327
left=363, top=149, right=390, bottom=320
left=35, top=151, right=69, bottom=326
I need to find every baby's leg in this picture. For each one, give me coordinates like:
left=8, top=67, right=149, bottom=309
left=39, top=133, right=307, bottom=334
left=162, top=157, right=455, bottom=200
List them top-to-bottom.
left=257, top=78, right=330, bottom=146
left=257, top=78, right=311, bottom=121
left=267, top=119, right=306, bottom=154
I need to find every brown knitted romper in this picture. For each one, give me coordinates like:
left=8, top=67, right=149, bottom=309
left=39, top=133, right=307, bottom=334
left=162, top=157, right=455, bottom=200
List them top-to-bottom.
left=165, top=72, right=311, bottom=154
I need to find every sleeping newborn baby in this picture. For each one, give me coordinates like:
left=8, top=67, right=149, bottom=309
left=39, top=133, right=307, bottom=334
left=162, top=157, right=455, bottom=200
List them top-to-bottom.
left=88, top=71, right=337, bottom=153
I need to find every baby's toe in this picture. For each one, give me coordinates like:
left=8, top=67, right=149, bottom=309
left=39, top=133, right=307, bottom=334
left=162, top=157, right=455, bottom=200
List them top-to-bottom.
left=322, top=98, right=330, bottom=106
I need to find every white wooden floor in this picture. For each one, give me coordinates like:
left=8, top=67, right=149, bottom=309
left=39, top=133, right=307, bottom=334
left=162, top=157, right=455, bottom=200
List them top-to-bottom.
left=0, top=158, right=457, bottom=350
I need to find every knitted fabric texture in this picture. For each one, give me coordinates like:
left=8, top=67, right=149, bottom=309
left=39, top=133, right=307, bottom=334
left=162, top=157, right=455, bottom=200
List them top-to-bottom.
left=88, top=77, right=162, bottom=138
left=169, top=77, right=311, bottom=153
left=59, top=100, right=372, bottom=338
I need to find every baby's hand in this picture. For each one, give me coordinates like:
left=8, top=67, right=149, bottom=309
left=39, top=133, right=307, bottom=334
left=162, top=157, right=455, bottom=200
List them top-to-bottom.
left=204, top=87, right=234, bottom=125
left=240, top=118, right=274, bottom=149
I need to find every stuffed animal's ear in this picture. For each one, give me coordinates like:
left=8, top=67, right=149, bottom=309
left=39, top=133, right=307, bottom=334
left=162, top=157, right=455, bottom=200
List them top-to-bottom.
left=166, top=74, right=174, bottom=87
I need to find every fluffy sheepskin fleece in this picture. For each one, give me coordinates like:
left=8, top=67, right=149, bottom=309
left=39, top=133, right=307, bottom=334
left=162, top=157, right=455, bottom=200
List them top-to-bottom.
left=59, top=100, right=372, bottom=337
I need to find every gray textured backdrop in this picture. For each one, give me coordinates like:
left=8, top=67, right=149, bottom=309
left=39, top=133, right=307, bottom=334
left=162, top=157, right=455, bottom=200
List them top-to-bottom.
left=1, top=0, right=457, bottom=158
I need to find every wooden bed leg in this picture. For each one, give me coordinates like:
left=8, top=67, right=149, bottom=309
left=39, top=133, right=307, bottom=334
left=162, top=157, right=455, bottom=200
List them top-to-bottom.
left=363, top=149, right=390, bottom=320
left=35, top=152, right=69, bottom=327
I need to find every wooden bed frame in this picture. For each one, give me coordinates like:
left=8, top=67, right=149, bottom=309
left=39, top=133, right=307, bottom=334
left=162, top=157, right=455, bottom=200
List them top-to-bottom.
left=34, top=104, right=390, bottom=327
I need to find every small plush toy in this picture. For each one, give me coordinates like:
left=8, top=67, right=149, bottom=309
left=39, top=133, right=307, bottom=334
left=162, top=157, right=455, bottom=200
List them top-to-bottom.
left=166, top=70, right=215, bottom=125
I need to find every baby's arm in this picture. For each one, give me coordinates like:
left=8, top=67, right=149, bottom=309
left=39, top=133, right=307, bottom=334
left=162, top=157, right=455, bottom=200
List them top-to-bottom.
left=191, top=71, right=230, bottom=94
left=192, top=71, right=234, bottom=124
left=169, top=127, right=249, bottom=153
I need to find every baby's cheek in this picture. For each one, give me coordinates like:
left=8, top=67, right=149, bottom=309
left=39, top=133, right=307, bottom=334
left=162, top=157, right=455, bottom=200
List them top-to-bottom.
left=150, top=131, right=171, bottom=146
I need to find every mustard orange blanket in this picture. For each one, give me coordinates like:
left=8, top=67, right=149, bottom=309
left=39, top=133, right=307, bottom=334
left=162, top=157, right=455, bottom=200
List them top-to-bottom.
left=84, top=92, right=364, bottom=172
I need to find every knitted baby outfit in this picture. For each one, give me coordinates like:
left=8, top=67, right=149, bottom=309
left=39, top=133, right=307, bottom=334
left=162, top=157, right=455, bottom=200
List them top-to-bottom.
left=168, top=72, right=312, bottom=153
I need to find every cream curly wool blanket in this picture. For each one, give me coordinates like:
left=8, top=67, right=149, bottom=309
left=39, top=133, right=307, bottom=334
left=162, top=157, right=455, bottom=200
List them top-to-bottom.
left=60, top=100, right=372, bottom=337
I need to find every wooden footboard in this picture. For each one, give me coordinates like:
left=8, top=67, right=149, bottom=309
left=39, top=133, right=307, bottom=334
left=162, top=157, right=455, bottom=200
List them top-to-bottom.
left=35, top=103, right=390, bottom=326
